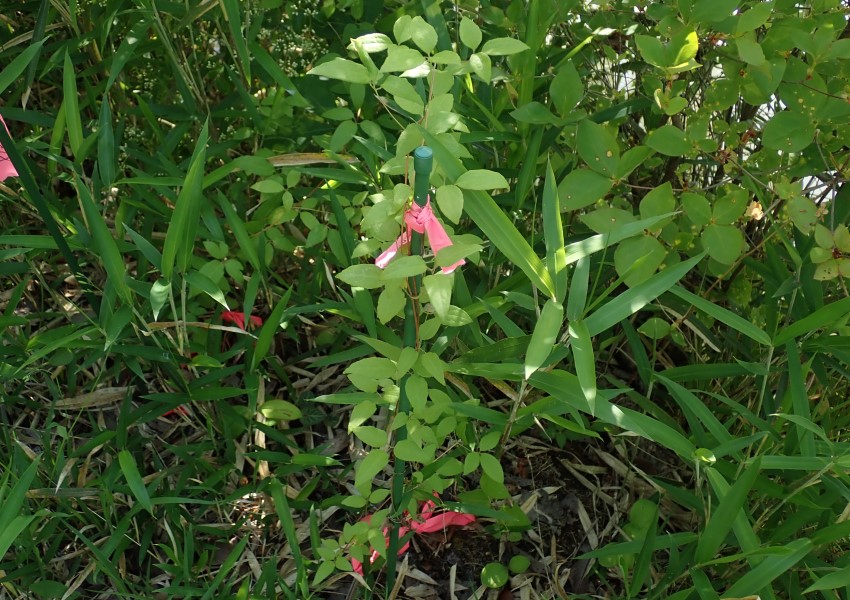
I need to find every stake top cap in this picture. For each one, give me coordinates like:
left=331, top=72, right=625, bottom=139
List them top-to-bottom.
left=413, top=146, right=433, bottom=174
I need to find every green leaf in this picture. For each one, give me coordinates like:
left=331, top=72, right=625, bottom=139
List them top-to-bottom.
left=691, top=0, right=738, bottom=22
left=736, top=1, right=774, bottom=33
left=409, top=16, right=438, bottom=53
left=459, top=17, right=482, bottom=50
left=669, top=30, right=699, bottom=66
left=349, top=33, right=392, bottom=53
left=635, top=35, right=666, bottom=68
left=736, top=36, right=765, bottom=66
left=480, top=37, right=530, bottom=55
left=0, top=39, right=45, bottom=95
left=381, top=46, right=426, bottom=73
left=63, top=52, right=83, bottom=156
left=469, top=52, right=492, bottom=82
left=308, top=58, right=372, bottom=84
left=551, top=62, right=583, bottom=116
left=97, top=96, right=116, bottom=186
left=511, top=101, right=560, bottom=125
left=763, top=111, right=814, bottom=152
left=577, top=120, right=619, bottom=176
left=161, top=121, right=209, bottom=280
left=646, top=125, right=690, bottom=156
left=543, top=161, right=567, bottom=301
left=454, top=169, right=509, bottom=191
left=559, top=169, right=613, bottom=211
left=76, top=175, right=132, bottom=305
left=639, top=182, right=676, bottom=222
left=435, top=184, right=463, bottom=223
left=713, top=187, right=748, bottom=224
left=216, top=192, right=263, bottom=274
left=682, top=192, right=712, bottom=226
left=581, top=208, right=636, bottom=234
left=702, top=224, right=745, bottom=265
left=614, top=236, right=667, bottom=287
left=585, top=253, right=704, bottom=336
left=382, top=256, right=427, bottom=279
left=567, top=257, right=590, bottom=321
left=337, top=264, right=384, bottom=289
left=185, top=271, right=228, bottom=310
left=423, top=273, right=452, bottom=320
left=150, top=280, right=170, bottom=320
left=377, top=284, right=405, bottom=323
left=669, top=286, right=770, bottom=345
left=250, top=287, right=292, bottom=371
left=773, top=297, right=850, bottom=345
left=524, top=299, right=564, bottom=379
left=568, top=320, right=596, bottom=405
left=419, top=352, right=446, bottom=384
left=532, top=370, right=695, bottom=458
left=260, top=399, right=302, bottom=421
left=353, top=425, right=389, bottom=447
left=354, top=449, right=389, bottom=492
left=118, top=450, right=153, bottom=514
left=478, top=453, right=504, bottom=484
left=0, top=457, right=40, bottom=534
left=695, top=458, right=762, bottom=563
left=724, top=538, right=812, bottom=598
left=481, top=562, right=509, bottom=588
left=804, top=564, right=850, bottom=593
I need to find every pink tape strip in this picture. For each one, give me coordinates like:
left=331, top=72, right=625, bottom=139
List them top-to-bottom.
left=0, top=116, right=18, bottom=182
left=375, top=198, right=464, bottom=274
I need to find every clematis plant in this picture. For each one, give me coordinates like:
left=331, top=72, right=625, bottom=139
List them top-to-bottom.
left=0, top=116, right=19, bottom=181
left=351, top=496, right=476, bottom=575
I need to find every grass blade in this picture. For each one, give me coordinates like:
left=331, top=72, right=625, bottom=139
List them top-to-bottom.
left=221, top=0, right=251, bottom=82
left=0, top=39, right=45, bottom=94
left=63, top=51, right=83, bottom=156
left=98, top=95, right=116, bottom=186
left=161, top=120, right=209, bottom=280
left=542, top=159, right=567, bottom=301
left=77, top=174, right=132, bottom=305
left=216, top=191, right=263, bottom=274
left=564, top=213, right=674, bottom=265
left=585, top=253, right=704, bottom=336
left=567, top=255, right=589, bottom=321
left=669, top=285, right=771, bottom=346
left=250, top=287, right=292, bottom=371
left=773, top=297, right=850, bottom=345
left=524, top=298, right=564, bottom=379
left=568, top=319, right=596, bottom=406
left=785, top=341, right=815, bottom=456
left=532, top=370, right=695, bottom=458
left=655, top=376, right=733, bottom=448
left=118, top=450, right=153, bottom=514
left=695, top=458, right=762, bottom=564
left=723, top=538, right=812, bottom=598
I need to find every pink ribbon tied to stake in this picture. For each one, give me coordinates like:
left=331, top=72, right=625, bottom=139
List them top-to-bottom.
left=0, top=116, right=19, bottom=182
left=375, top=198, right=464, bottom=274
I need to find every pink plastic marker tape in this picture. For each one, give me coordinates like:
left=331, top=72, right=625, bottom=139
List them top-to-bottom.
left=375, top=198, right=464, bottom=274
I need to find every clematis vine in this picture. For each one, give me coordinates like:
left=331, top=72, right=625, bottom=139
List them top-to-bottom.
left=351, top=496, right=476, bottom=575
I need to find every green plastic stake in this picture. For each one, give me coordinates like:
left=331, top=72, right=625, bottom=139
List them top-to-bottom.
left=387, top=146, right=433, bottom=590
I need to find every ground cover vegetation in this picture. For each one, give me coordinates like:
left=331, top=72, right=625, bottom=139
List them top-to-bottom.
left=2, top=0, right=850, bottom=597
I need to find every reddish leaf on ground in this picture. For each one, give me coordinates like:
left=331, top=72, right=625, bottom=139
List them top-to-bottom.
left=221, top=311, right=263, bottom=330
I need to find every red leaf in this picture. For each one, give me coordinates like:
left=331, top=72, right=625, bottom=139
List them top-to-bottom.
left=221, top=311, right=263, bottom=330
